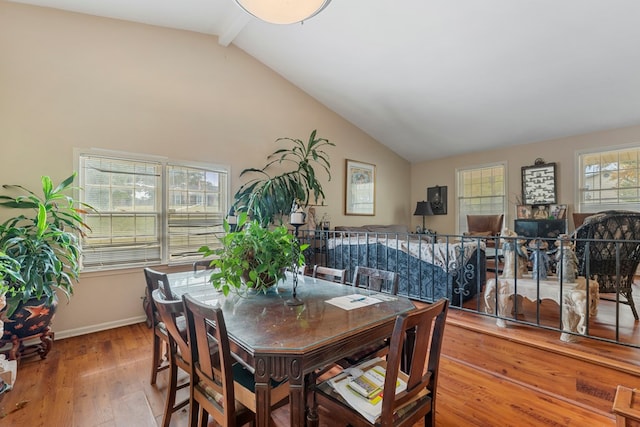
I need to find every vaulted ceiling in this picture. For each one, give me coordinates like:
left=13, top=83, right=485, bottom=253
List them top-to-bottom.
left=9, top=0, right=640, bottom=162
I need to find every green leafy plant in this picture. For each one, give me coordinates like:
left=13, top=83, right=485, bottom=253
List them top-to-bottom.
left=233, top=129, right=334, bottom=226
left=0, top=173, right=92, bottom=317
left=199, top=212, right=308, bottom=296
left=0, top=251, right=22, bottom=298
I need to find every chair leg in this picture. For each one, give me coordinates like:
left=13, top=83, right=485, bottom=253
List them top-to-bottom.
left=624, top=289, right=639, bottom=320
left=151, top=332, right=161, bottom=385
left=161, top=356, right=178, bottom=427
left=188, top=393, right=199, bottom=427
left=198, top=406, right=207, bottom=427
left=425, top=409, right=435, bottom=427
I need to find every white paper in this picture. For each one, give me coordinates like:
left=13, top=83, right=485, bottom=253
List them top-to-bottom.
left=325, top=294, right=381, bottom=310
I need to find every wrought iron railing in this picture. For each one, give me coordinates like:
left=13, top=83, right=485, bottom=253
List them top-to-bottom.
left=297, top=229, right=640, bottom=348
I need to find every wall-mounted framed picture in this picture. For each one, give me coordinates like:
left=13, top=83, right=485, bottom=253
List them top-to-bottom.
left=345, top=159, right=375, bottom=215
left=521, top=162, right=557, bottom=205
left=427, top=185, right=447, bottom=215
left=549, top=204, right=567, bottom=220
left=516, top=205, right=533, bottom=219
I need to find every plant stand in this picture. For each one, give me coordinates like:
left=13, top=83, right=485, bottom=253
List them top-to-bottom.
left=0, top=327, right=54, bottom=362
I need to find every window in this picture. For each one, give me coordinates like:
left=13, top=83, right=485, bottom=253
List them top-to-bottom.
left=578, top=146, right=640, bottom=213
left=77, top=150, right=229, bottom=270
left=456, top=163, right=506, bottom=233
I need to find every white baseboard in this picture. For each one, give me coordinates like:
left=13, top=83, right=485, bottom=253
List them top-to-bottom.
left=53, top=316, right=148, bottom=340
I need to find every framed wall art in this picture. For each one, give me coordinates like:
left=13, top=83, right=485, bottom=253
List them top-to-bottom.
left=345, top=159, right=375, bottom=215
left=521, top=162, right=557, bottom=205
left=427, top=185, right=447, bottom=215
left=549, top=204, right=567, bottom=220
left=516, top=205, right=532, bottom=219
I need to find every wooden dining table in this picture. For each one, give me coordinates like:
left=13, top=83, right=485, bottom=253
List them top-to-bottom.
left=166, top=270, right=416, bottom=427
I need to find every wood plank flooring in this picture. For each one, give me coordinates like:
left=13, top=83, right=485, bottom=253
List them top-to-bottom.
left=0, top=313, right=626, bottom=426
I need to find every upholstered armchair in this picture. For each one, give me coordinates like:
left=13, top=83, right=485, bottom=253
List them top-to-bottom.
left=573, top=210, right=640, bottom=320
left=466, top=214, right=504, bottom=248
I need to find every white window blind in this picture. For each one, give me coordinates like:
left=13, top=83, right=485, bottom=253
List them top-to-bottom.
left=578, top=147, right=640, bottom=213
left=78, top=152, right=228, bottom=270
left=457, top=163, right=506, bottom=234
left=167, top=164, right=226, bottom=262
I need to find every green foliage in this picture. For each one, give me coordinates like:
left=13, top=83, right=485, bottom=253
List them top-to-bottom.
left=233, top=129, right=334, bottom=226
left=0, top=173, right=93, bottom=317
left=199, top=213, right=308, bottom=296
left=0, top=251, right=22, bottom=297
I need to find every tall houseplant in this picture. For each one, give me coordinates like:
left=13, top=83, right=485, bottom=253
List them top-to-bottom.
left=233, top=129, right=334, bottom=226
left=0, top=173, right=92, bottom=318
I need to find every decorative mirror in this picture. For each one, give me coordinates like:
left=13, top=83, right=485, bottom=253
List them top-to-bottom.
left=521, top=162, right=557, bottom=205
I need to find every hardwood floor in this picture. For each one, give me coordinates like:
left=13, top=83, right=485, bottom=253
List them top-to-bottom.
left=1, top=312, right=627, bottom=426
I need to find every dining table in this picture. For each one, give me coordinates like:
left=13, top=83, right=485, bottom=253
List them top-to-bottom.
left=166, top=269, right=416, bottom=427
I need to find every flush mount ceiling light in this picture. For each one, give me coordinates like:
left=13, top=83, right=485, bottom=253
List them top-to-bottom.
left=234, top=0, right=332, bottom=25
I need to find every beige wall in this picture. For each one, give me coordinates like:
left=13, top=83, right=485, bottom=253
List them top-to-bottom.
left=0, top=2, right=411, bottom=336
left=411, top=125, right=640, bottom=234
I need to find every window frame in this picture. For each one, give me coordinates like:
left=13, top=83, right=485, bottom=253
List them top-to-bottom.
left=576, top=144, right=640, bottom=214
left=75, top=148, right=230, bottom=271
left=455, top=162, right=507, bottom=235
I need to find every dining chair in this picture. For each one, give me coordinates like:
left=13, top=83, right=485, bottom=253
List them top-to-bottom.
left=193, top=259, right=216, bottom=272
left=312, top=265, right=347, bottom=284
left=337, top=266, right=399, bottom=368
left=352, top=266, right=398, bottom=295
left=143, top=267, right=173, bottom=385
left=151, top=289, right=190, bottom=427
left=182, top=293, right=290, bottom=427
left=312, top=298, right=449, bottom=427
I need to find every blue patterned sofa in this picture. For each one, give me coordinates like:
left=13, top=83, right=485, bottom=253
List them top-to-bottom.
left=325, top=233, right=486, bottom=307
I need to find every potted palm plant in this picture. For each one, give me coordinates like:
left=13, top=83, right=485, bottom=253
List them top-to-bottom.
left=233, top=129, right=334, bottom=226
left=199, top=130, right=331, bottom=296
left=0, top=173, right=92, bottom=339
left=199, top=212, right=308, bottom=296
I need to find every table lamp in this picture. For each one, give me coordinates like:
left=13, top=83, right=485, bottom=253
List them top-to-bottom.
left=413, top=201, right=434, bottom=233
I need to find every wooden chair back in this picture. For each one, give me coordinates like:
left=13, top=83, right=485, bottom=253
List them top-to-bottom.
left=193, top=259, right=215, bottom=272
left=313, top=265, right=347, bottom=284
left=352, top=266, right=398, bottom=295
left=142, top=267, right=173, bottom=386
left=144, top=267, right=174, bottom=302
left=151, top=289, right=190, bottom=427
left=152, top=289, right=189, bottom=366
left=182, top=293, right=251, bottom=427
left=314, top=298, right=449, bottom=426
left=382, top=298, right=448, bottom=426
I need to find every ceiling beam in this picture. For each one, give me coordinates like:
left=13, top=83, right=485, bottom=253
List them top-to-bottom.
left=217, top=11, right=250, bottom=47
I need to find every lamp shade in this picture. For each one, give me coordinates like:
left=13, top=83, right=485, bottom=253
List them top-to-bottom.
left=234, top=0, right=332, bottom=25
left=414, top=201, right=434, bottom=216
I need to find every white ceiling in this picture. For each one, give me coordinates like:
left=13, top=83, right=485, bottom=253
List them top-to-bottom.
left=10, top=0, right=640, bottom=162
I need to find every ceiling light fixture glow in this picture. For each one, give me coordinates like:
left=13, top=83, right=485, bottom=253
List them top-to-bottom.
left=234, top=0, right=332, bottom=25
